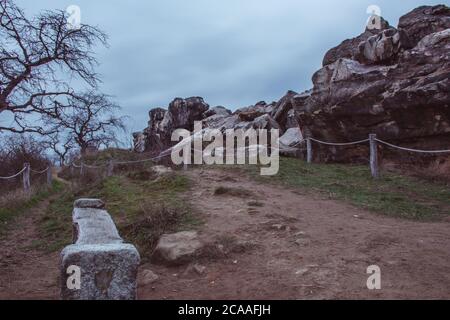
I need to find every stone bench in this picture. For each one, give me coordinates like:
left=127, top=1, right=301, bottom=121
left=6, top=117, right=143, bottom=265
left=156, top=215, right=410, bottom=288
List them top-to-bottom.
left=60, top=199, right=140, bottom=300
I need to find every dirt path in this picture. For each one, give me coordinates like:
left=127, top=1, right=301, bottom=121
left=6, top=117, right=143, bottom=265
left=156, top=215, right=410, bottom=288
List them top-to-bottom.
left=1, top=168, right=449, bottom=299
left=138, top=168, right=450, bottom=299
left=0, top=197, right=59, bottom=300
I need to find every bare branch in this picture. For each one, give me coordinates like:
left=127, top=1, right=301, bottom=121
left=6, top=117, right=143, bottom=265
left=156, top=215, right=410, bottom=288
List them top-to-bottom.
left=0, top=0, right=108, bottom=134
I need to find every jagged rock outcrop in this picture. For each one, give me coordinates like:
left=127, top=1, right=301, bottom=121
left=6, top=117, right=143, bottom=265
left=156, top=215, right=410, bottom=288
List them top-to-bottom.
left=296, top=4, right=450, bottom=159
left=134, top=5, right=450, bottom=162
left=398, top=5, right=450, bottom=47
left=322, top=17, right=391, bottom=66
left=135, top=93, right=300, bottom=153
left=139, top=97, right=210, bottom=153
left=203, top=106, right=232, bottom=118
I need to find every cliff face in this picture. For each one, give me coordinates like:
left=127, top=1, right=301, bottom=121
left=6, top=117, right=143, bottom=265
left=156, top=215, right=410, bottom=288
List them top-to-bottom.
left=134, top=5, right=450, bottom=158
left=296, top=5, right=450, bottom=151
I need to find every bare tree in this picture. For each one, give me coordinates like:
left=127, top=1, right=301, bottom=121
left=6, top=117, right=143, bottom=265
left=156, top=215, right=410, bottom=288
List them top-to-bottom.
left=0, top=0, right=107, bottom=134
left=55, top=92, right=126, bottom=155
left=43, top=132, right=75, bottom=166
left=0, top=134, right=49, bottom=178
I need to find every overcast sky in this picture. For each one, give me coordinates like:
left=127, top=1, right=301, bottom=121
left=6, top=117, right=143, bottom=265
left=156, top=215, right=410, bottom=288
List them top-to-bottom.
left=15, top=0, right=445, bottom=133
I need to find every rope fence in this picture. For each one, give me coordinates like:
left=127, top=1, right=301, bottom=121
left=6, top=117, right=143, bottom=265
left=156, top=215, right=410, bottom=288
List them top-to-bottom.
left=63, top=133, right=449, bottom=180
left=305, top=133, right=450, bottom=178
left=309, top=137, right=370, bottom=146
left=375, top=139, right=450, bottom=154
left=0, top=163, right=53, bottom=192
left=0, top=167, right=27, bottom=180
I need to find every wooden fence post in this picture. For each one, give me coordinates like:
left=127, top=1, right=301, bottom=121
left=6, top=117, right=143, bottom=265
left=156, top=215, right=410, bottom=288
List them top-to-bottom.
left=369, top=134, right=379, bottom=178
left=306, top=136, right=313, bottom=164
left=107, top=160, right=114, bottom=177
left=23, top=163, right=31, bottom=193
left=80, top=163, right=84, bottom=176
left=47, top=165, right=53, bottom=186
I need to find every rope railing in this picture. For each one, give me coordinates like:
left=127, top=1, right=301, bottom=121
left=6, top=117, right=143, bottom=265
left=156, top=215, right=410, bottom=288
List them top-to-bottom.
left=66, top=133, right=449, bottom=180
left=304, top=133, right=449, bottom=178
left=306, top=136, right=450, bottom=153
left=309, top=137, right=370, bottom=146
left=375, top=139, right=450, bottom=154
left=0, top=163, right=53, bottom=193
left=82, top=163, right=107, bottom=169
left=0, top=166, right=27, bottom=180
left=30, top=167, right=50, bottom=174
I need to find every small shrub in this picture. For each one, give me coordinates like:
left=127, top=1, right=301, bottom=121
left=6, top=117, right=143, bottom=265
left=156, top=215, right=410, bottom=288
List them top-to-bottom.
left=126, top=170, right=158, bottom=181
left=119, top=203, right=183, bottom=260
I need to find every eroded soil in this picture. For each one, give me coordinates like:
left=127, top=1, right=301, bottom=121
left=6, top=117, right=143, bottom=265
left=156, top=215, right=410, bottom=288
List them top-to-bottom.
left=1, top=168, right=449, bottom=299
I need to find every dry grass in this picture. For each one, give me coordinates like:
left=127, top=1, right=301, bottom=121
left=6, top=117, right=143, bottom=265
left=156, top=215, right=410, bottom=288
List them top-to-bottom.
left=126, top=170, right=158, bottom=181
left=38, top=172, right=202, bottom=258
left=0, top=182, right=62, bottom=236
left=119, top=203, right=183, bottom=260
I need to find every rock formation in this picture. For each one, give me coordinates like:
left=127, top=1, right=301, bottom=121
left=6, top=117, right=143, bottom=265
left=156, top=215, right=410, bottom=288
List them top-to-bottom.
left=296, top=4, right=450, bottom=158
left=134, top=5, right=450, bottom=161
left=133, top=91, right=303, bottom=154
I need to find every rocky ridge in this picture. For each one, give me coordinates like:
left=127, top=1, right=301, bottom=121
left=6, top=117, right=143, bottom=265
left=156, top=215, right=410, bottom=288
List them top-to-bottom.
left=133, top=5, right=450, bottom=161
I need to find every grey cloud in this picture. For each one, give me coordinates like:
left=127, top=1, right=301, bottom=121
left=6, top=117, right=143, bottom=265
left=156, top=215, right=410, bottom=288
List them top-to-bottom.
left=15, top=0, right=446, bottom=133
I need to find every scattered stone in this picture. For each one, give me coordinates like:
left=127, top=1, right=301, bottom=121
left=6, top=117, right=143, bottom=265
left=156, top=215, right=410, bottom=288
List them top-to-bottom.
left=279, top=127, right=304, bottom=147
left=152, top=165, right=172, bottom=175
left=248, top=201, right=265, bottom=207
left=271, top=224, right=287, bottom=231
left=152, top=231, right=204, bottom=266
left=295, top=239, right=311, bottom=246
left=183, top=263, right=207, bottom=277
left=295, top=268, right=309, bottom=276
left=141, top=269, right=159, bottom=285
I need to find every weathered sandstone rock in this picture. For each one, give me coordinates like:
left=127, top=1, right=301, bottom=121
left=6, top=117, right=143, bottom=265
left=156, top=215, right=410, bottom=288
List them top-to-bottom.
left=60, top=199, right=140, bottom=300
left=152, top=231, right=203, bottom=266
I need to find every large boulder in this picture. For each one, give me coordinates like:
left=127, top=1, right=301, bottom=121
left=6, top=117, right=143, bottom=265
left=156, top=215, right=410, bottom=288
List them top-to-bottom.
left=295, top=5, right=450, bottom=157
left=398, top=5, right=450, bottom=47
left=322, top=17, right=391, bottom=66
left=355, top=28, right=412, bottom=64
left=272, top=90, right=298, bottom=132
left=136, top=93, right=297, bottom=155
left=142, top=97, right=210, bottom=152
left=168, top=97, right=210, bottom=130
left=203, top=106, right=232, bottom=118
left=279, top=127, right=303, bottom=147
left=132, top=132, right=146, bottom=153
left=152, top=231, right=204, bottom=266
